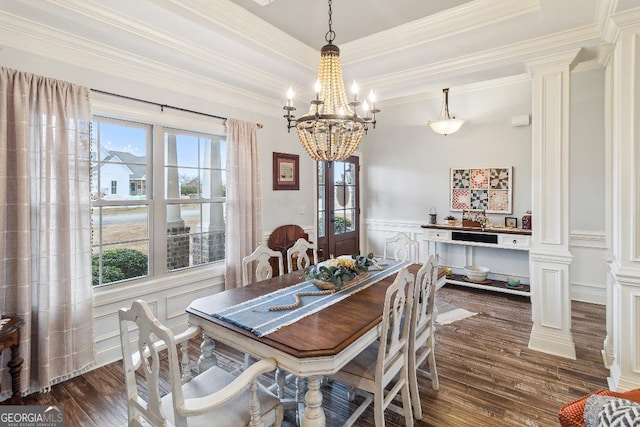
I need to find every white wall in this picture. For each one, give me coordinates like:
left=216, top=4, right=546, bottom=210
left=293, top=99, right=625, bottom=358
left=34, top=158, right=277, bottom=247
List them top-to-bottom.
left=569, top=67, right=607, bottom=303
left=361, top=71, right=607, bottom=303
left=362, top=77, right=533, bottom=225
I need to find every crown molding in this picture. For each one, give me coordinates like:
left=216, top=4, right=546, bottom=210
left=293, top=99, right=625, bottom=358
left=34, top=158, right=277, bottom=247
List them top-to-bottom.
left=42, top=0, right=292, bottom=93
left=163, top=0, right=317, bottom=70
left=341, top=0, right=540, bottom=65
left=594, top=0, right=617, bottom=34
left=607, top=7, right=640, bottom=42
left=0, top=11, right=283, bottom=117
left=363, top=24, right=600, bottom=92
left=380, top=74, right=530, bottom=107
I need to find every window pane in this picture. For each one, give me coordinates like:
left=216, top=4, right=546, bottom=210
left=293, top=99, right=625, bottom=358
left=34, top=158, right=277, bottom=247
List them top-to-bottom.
left=91, top=120, right=148, bottom=201
left=166, top=132, right=225, bottom=199
left=166, top=201, right=226, bottom=272
left=91, top=205, right=149, bottom=286
left=345, top=209, right=356, bottom=232
left=334, top=210, right=346, bottom=235
left=318, top=211, right=325, bottom=238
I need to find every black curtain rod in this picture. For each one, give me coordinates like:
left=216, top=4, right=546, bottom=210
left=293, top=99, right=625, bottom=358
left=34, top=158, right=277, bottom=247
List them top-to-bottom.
left=91, top=89, right=263, bottom=128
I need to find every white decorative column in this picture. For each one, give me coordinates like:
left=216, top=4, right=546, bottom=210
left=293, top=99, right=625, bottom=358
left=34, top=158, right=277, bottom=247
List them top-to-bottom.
left=606, top=11, right=640, bottom=390
left=526, top=50, right=581, bottom=359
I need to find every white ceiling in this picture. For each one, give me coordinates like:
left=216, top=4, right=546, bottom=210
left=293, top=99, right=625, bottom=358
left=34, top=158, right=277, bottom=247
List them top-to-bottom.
left=1, top=0, right=639, bottom=117
left=227, top=0, right=473, bottom=49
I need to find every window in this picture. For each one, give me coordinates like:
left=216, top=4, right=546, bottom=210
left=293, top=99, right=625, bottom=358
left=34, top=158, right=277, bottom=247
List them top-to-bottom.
left=91, top=117, right=226, bottom=287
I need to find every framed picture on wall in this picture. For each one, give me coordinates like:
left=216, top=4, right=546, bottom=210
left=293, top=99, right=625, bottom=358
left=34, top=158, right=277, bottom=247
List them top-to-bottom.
left=273, top=152, right=299, bottom=190
left=450, top=166, right=513, bottom=214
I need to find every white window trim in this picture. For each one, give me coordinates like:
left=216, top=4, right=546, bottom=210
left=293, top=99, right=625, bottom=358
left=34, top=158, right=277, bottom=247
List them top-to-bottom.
left=91, top=93, right=227, bottom=293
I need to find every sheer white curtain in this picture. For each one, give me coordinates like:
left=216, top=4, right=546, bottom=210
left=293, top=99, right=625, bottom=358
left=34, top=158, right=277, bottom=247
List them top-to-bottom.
left=0, top=67, right=94, bottom=397
left=225, top=119, right=262, bottom=289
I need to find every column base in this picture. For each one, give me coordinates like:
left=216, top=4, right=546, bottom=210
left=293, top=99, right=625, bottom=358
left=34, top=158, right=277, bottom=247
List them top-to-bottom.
left=528, top=324, right=576, bottom=360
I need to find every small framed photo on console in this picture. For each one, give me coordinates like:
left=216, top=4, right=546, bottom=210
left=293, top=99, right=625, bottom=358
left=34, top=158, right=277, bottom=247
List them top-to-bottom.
left=505, top=217, right=518, bottom=228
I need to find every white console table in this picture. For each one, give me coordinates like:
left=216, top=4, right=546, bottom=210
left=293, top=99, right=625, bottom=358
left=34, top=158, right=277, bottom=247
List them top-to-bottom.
left=422, top=224, right=531, bottom=297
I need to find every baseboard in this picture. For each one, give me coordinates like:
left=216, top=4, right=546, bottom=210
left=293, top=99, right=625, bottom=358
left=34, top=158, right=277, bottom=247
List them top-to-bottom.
left=571, top=282, right=606, bottom=305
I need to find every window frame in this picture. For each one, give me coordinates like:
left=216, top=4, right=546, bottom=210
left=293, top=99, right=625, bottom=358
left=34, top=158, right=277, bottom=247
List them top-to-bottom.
left=90, top=94, right=227, bottom=291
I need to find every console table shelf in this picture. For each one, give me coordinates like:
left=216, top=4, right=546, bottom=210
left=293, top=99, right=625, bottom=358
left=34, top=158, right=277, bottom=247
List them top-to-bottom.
left=422, top=224, right=531, bottom=298
left=445, top=273, right=531, bottom=297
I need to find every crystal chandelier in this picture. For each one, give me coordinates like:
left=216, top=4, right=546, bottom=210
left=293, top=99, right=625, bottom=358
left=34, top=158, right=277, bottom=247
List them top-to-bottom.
left=283, top=0, right=380, bottom=162
left=428, top=88, right=464, bottom=136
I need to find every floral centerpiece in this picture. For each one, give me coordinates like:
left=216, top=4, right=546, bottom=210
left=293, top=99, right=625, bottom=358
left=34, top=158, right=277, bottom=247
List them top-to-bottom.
left=306, top=253, right=375, bottom=291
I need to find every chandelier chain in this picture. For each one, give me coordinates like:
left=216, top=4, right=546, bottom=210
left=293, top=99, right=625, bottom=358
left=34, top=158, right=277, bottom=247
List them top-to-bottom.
left=283, top=0, right=380, bottom=161
left=325, top=0, right=335, bottom=43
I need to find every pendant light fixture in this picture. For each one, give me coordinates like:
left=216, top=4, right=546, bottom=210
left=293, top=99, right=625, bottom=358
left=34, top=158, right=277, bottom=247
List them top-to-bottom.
left=283, top=0, right=380, bottom=162
left=428, top=88, right=464, bottom=136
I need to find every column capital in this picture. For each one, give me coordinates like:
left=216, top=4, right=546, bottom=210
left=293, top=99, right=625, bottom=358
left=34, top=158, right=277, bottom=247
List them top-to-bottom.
left=596, top=43, right=615, bottom=67
left=526, top=48, right=583, bottom=76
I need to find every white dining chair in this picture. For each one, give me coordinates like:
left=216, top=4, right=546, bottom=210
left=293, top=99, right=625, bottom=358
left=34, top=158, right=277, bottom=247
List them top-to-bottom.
left=383, top=232, right=419, bottom=262
left=286, top=238, right=318, bottom=273
left=243, top=243, right=303, bottom=421
left=242, top=244, right=284, bottom=287
left=409, top=254, right=440, bottom=419
left=328, top=266, right=415, bottom=427
left=118, top=299, right=283, bottom=427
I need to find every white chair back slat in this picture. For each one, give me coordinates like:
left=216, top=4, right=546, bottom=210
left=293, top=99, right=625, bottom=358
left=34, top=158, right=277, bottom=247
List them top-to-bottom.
left=383, top=232, right=419, bottom=262
left=286, top=238, right=318, bottom=273
left=242, top=244, right=284, bottom=287
left=409, top=254, right=440, bottom=419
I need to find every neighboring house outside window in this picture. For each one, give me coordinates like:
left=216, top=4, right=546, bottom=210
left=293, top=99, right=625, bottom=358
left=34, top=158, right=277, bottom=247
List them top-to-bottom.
left=91, top=116, right=226, bottom=287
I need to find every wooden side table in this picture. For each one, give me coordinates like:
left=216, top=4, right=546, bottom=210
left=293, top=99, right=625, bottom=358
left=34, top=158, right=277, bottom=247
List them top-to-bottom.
left=0, top=317, right=24, bottom=404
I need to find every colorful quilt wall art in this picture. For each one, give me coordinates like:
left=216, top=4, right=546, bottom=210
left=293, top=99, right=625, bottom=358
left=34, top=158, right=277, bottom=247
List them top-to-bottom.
left=450, top=167, right=512, bottom=213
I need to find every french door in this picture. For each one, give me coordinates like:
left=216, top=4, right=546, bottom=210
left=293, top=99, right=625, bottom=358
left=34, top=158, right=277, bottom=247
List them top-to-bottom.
left=316, top=156, right=360, bottom=261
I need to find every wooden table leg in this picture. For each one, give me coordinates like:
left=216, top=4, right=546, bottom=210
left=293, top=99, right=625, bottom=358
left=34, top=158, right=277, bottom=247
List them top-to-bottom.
left=7, top=344, right=23, bottom=405
left=301, top=375, right=325, bottom=427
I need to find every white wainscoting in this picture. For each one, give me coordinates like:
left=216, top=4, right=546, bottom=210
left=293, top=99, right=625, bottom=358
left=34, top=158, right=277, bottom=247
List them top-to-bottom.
left=364, top=219, right=607, bottom=305
left=92, top=225, right=315, bottom=368
left=569, top=231, right=608, bottom=304
left=93, top=264, right=226, bottom=367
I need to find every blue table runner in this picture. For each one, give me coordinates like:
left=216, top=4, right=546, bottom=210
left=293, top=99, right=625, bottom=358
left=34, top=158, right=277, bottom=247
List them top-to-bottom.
left=211, top=259, right=409, bottom=337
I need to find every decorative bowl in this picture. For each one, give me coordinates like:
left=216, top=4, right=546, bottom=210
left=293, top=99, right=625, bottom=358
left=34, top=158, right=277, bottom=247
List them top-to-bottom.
left=464, top=265, right=490, bottom=283
left=507, top=277, right=521, bottom=287
left=310, top=279, right=337, bottom=291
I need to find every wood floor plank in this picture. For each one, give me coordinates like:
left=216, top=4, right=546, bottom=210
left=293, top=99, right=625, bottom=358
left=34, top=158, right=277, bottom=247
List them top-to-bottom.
left=13, top=285, right=608, bottom=426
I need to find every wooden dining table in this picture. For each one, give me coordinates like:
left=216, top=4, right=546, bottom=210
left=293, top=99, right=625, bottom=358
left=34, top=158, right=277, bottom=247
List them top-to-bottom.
left=186, top=262, right=422, bottom=427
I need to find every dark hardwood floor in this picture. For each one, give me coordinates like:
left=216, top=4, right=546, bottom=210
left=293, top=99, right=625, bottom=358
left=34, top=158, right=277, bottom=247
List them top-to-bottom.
left=15, top=285, right=608, bottom=426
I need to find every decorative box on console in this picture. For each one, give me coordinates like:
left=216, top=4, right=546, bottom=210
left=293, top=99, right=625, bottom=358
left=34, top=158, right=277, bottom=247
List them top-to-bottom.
left=462, top=209, right=488, bottom=228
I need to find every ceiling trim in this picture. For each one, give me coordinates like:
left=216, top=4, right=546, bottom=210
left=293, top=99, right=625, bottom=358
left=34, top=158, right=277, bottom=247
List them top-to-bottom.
left=43, top=0, right=292, bottom=92
left=163, top=0, right=317, bottom=70
left=341, top=0, right=540, bottom=64
left=608, top=7, right=640, bottom=40
left=0, top=11, right=283, bottom=117
left=363, top=24, right=601, bottom=92
left=381, top=74, right=531, bottom=107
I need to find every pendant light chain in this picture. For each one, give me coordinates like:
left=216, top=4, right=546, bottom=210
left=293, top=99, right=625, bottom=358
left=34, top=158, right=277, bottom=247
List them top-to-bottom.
left=283, top=0, right=380, bottom=161
left=325, top=0, right=335, bottom=43
left=443, top=88, right=451, bottom=120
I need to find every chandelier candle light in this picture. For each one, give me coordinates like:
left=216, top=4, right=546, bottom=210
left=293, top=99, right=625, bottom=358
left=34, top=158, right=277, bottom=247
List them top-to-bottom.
left=283, top=0, right=380, bottom=162
left=428, top=88, right=464, bottom=136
